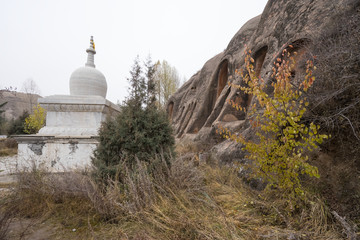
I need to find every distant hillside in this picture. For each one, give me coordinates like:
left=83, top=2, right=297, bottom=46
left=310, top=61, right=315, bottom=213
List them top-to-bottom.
left=0, top=90, right=42, bottom=120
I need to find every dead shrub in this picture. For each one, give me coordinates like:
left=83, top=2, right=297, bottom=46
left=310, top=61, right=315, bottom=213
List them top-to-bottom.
left=306, top=10, right=360, bottom=220
left=308, top=12, right=360, bottom=152
left=0, top=138, right=18, bottom=157
left=3, top=138, right=17, bottom=149
left=89, top=155, right=206, bottom=219
left=7, top=168, right=100, bottom=222
left=0, top=199, right=15, bottom=240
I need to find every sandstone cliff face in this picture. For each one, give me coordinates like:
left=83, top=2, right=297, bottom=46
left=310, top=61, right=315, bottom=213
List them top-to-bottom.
left=169, top=0, right=359, bottom=157
left=170, top=0, right=360, bottom=218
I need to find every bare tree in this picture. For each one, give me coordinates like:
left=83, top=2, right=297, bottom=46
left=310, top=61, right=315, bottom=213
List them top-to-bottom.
left=154, top=60, right=180, bottom=108
left=21, top=79, right=40, bottom=113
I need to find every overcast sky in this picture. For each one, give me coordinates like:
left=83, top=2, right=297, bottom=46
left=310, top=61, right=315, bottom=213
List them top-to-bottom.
left=0, top=0, right=268, bottom=103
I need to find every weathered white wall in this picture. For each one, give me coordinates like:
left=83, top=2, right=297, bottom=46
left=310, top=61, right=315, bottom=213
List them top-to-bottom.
left=17, top=138, right=98, bottom=172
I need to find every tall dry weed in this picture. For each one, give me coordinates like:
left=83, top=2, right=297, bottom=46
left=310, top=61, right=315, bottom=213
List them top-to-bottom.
left=0, top=197, right=15, bottom=239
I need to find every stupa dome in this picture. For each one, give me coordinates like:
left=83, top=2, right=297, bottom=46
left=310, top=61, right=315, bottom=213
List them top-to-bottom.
left=69, top=36, right=107, bottom=98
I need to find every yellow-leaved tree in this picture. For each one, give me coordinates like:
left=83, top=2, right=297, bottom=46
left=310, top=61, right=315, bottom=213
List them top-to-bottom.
left=217, top=47, right=329, bottom=197
left=24, top=104, right=46, bottom=134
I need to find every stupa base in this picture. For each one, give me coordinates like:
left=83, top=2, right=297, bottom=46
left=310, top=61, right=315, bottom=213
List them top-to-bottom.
left=14, top=135, right=98, bottom=172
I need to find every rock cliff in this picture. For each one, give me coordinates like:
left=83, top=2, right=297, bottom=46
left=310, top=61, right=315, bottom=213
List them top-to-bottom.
left=169, top=0, right=359, bottom=157
left=170, top=0, right=360, bottom=218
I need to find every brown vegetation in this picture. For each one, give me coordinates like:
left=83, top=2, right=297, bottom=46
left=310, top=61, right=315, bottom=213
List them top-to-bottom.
left=305, top=11, right=360, bottom=222
left=0, top=138, right=17, bottom=157
left=0, top=152, right=349, bottom=239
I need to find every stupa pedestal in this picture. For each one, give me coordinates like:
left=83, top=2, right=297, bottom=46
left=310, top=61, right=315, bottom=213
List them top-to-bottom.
left=15, top=36, right=119, bottom=172
left=15, top=95, right=119, bottom=172
left=38, top=95, right=118, bottom=136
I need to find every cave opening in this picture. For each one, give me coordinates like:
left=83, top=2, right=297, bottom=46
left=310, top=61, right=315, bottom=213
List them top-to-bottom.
left=282, top=38, right=312, bottom=82
left=246, top=46, right=268, bottom=109
left=254, top=46, right=268, bottom=78
left=216, top=60, right=229, bottom=99
left=167, top=101, right=174, bottom=121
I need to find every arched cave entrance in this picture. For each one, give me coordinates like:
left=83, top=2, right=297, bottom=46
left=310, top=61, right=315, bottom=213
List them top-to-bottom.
left=279, top=39, right=312, bottom=85
left=246, top=46, right=268, bottom=109
left=254, top=46, right=268, bottom=78
left=189, top=59, right=230, bottom=130
left=203, top=59, right=231, bottom=126
left=216, top=60, right=229, bottom=99
left=167, top=101, right=174, bottom=121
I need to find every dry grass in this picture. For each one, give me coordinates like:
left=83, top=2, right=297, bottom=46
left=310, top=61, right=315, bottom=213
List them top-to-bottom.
left=0, top=138, right=17, bottom=157
left=0, top=148, right=17, bottom=157
left=1, top=153, right=347, bottom=239
left=0, top=201, right=15, bottom=239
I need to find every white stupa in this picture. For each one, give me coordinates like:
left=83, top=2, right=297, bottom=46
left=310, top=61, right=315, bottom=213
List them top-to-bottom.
left=70, top=36, right=107, bottom=98
left=15, top=37, right=120, bottom=171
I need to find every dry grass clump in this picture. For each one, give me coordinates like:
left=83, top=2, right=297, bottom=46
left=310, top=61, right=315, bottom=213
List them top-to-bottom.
left=0, top=138, right=17, bottom=157
left=0, top=148, right=17, bottom=157
left=1, top=154, right=346, bottom=239
left=3, top=157, right=242, bottom=239
left=94, top=157, right=243, bottom=239
left=204, top=165, right=345, bottom=240
left=7, top=169, right=100, bottom=223
left=0, top=200, right=16, bottom=239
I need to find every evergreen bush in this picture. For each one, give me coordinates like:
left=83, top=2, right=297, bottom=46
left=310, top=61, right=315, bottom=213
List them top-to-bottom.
left=92, top=56, right=175, bottom=182
left=7, top=111, right=29, bottom=136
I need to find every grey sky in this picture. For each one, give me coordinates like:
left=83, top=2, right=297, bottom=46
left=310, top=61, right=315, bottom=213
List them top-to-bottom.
left=0, top=0, right=268, bottom=103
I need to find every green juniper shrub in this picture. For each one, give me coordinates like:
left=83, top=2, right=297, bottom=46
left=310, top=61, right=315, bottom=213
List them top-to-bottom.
left=92, top=56, right=175, bottom=183
left=93, top=105, right=174, bottom=182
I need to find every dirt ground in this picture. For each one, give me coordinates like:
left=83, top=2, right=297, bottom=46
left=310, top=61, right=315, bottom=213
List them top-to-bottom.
left=6, top=218, right=55, bottom=240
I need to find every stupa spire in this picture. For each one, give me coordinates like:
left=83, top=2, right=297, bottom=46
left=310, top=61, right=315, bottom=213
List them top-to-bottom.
left=85, top=36, right=96, bottom=68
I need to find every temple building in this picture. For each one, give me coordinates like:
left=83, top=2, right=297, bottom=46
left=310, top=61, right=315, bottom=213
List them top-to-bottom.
left=15, top=37, right=120, bottom=171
